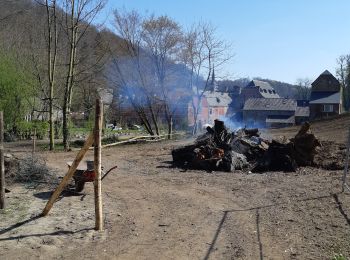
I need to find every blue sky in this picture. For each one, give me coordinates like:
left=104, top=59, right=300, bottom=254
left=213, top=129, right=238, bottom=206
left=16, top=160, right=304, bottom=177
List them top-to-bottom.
left=98, top=0, right=350, bottom=84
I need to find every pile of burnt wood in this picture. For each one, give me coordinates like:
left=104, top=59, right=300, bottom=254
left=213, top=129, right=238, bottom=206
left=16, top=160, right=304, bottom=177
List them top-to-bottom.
left=172, top=120, right=320, bottom=172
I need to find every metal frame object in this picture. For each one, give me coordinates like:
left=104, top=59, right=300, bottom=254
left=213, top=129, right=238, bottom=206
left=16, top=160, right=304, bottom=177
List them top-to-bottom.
left=342, top=127, right=350, bottom=192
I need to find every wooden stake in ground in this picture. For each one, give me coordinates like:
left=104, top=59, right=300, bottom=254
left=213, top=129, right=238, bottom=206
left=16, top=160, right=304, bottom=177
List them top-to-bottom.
left=94, top=98, right=103, bottom=231
left=0, top=111, right=5, bottom=209
left=32, top=128, right=36, bottom=155
left=41, top=133, right=94, bottom=216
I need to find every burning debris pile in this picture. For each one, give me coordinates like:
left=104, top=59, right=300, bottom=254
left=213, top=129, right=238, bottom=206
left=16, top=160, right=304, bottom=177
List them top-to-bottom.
left=172, top=120, right=321, bottom=172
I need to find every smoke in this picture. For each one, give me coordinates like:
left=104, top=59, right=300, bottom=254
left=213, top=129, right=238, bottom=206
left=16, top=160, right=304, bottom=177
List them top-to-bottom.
left=106, top=55, right=193, bottom=110
left=219, top=115, right=267, bottom=131
left=219, top=116, right=244, bottom=131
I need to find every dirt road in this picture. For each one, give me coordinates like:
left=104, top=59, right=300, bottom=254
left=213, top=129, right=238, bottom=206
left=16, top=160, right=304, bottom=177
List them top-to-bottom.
left=1, top=119, right=350, bottom=259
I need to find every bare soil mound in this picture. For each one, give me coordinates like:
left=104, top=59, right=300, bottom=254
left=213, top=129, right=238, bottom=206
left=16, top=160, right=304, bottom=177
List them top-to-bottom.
left=270, top=113, right=350, bottom=143
left=315, top=141, right=347, bottom=170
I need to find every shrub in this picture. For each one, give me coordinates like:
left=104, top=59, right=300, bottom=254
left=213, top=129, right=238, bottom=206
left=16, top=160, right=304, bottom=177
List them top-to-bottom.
left=16, top=120, right=49, bottom=140
left=33, top=120, right=49, bottom=139
left=16, top=121, right=32, bottom=139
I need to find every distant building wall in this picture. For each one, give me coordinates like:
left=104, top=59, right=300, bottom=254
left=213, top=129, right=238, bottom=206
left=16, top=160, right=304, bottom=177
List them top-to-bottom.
left=240, top=87, right=262, bottom=104
left=188, top=96, right=230, bottom=128
left=309, top=104, right=341, bottom=119
left=207, top=106, right=229, bottom=125
left=243, top=110, right=294, bottom=128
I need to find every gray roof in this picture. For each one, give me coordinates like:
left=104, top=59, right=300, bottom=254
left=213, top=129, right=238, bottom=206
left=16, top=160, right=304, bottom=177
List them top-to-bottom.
left=246, top=80, right=280, bottom=98
left=204, top=91, right=232, bottom=107
left=309, top=92, right=341, bottom=104
left=243, top=98, right=296, bottom=111
left=295, top=106, right=310, bottom=117
left=266, top=115, right=295, bottom=124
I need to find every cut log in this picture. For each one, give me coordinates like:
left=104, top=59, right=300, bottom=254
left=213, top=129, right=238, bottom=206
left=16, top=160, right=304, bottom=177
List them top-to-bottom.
left=291, top=122, right=321, bottom=166
left=244, top=128, right=259, bottom=137
left=252, top=140, right=297, bottom=172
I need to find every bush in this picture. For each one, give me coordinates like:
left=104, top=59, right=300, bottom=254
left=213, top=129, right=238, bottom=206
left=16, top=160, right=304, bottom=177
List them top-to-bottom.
left=16, top=120, right=49, bottom=140
left=33, top=120, right=49, bottom=139
left=16, top=121, right=32, bottom=139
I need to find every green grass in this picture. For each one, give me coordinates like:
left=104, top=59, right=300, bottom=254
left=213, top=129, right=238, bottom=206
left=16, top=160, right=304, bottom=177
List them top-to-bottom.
left=39, top=141, right=84, bottom=151
left=333, top=253, right=347, bottom=260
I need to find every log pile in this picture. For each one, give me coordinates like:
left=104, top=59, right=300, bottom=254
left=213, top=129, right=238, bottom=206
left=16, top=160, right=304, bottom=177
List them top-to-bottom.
left=172, top=120, right=321, bottom=172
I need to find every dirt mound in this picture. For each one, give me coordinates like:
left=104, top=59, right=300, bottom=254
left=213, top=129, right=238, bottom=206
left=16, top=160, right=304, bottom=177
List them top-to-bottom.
left=270, top=113, right=350, bottom=143
left=314, top=141, right=347, bottom=170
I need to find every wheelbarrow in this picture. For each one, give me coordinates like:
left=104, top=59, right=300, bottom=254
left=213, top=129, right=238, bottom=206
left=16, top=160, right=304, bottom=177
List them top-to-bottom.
left=67, top=160, right=118, bottom=192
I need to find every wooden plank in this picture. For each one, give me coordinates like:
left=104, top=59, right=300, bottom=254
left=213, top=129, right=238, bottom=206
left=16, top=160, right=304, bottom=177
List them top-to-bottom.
left=94, top=99, right=103, bottom=231
left=0, top=111, right=5, bottom=209
left=41, top=132, right=94, bottom=216
left=100, top=133, right=184, bottom=149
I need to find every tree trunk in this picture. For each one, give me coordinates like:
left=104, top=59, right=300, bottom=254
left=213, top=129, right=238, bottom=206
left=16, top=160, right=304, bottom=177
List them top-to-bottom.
left=46, top=0, right=58, bottom=151
left=63, top=0, right=77, bottom=151
left=147, top=98, right=159, bottom=136
left=192, top=99, right=202, bottom=136
left=62, top=101, right=69, bottom=150
left=164, top=104, right=173, bottom=139
left=0, top=112, right=5, bottom=209
left=167, top=115, right=173, bottom=139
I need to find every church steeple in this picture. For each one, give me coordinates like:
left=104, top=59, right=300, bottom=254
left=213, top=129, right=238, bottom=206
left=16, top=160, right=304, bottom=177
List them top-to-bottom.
left=209, top=66, right=219, bottom=92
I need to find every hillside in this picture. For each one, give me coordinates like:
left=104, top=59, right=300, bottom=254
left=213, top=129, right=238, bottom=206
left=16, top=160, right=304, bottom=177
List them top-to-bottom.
left=218, top=77, right=299, bottom=98
left=270, top=113, right=350, bottom=143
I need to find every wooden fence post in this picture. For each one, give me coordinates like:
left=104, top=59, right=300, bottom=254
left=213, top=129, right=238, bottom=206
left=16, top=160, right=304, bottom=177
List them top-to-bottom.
left=94, top=98, right=103, bottom=231
left=0, top=111, right=5, bottom=209
left=32, top=128, right=36, bottom=155
left=41, top=133, right=94, bottom=216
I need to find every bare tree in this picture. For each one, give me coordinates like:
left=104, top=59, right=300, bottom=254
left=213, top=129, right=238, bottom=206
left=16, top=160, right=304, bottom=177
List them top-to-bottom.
left=44, top=0, right=60, bottom=150
left=61, top=0, right=106, bottom=150
left=110, top=9, right=162, bottom=136
left=141, top=15, right=183, bottom=139
left=182, top=22, right=232, bottom=135
left=336, top=55, right=350, bottom=111
left=295, top=78, right=311, bottom=100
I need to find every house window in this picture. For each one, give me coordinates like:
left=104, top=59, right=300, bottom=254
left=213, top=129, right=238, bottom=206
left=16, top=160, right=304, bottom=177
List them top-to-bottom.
left=323, top=104, right=334, bottom=112
left=209, top=108, right=213, bottom=115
